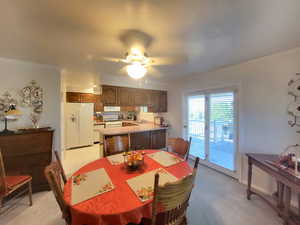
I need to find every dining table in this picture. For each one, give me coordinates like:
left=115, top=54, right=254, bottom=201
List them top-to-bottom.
left=63, top=149, right=193, bottom=225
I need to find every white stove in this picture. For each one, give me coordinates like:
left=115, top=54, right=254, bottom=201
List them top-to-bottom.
left=102, top=114, right=123, bottom=128
left=105, top=121, right=122, bottom=128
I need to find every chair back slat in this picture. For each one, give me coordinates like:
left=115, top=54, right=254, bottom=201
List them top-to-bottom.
left=104, top=135, right=129, bottom=157
left=168, top=137, right=192, bottom=161
left=0, top=150, right=7, bottom=195
left=54, top=151, right=67, bottom=184
left=151, top=157, right=199, bottom=225
left=44, top=162, right=71, bottom=224
left=156, top=172, right=195, bottom=211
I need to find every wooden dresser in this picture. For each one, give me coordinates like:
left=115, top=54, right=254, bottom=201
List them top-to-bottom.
left=0, top=129, right=54, bottom=192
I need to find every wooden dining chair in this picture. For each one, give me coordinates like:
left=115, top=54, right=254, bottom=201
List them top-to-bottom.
left=104, top=135, right=130, bottom=157
left=167, top=137, right=192, bottom=161
left=0, top=149, right=32, bottom=214
left=54, top=150, right=67, bottom=184
left=144, top=157, right=200, bottom=225
left=44, top=162, right=71, bottom=225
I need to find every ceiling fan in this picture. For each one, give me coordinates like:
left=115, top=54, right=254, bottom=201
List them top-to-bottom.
left=94, top=30, right=187, bottom=79
left=99, top=48, right=187, bottom=79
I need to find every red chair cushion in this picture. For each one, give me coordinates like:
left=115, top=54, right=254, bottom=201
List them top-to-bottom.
left=5, top=175, right=31, bottom=190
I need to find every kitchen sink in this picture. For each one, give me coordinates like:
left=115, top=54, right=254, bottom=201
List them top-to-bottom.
left=122, top=122, right=137, bottom=127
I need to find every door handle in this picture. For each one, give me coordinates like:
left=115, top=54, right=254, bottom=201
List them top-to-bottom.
left=71, top=114, right=76, bottom=122
left=183, top=125, right=188, bottom=128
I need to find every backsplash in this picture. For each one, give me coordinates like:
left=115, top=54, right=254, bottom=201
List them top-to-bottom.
left=94, top=110, right=157, bottom=123
left=138, top=112, right=158, bottom=123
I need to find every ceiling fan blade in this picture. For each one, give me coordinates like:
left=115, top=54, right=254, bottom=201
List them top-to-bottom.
left=96, top=56, right=123, bottom=63
left=148, top=56, right=188, bottom=66
left=119, top=66, right=128, bottom=74
left=147, top=66, right=163, bottom=78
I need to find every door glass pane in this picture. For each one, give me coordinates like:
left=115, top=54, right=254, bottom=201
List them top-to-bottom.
left=209, top=92, right=235, bottom=171
left=188, top=95, right=206, bottom=159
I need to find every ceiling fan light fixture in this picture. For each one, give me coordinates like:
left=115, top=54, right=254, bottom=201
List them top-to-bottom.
left=130, top=47, right=142, bottom=56
left=127, top=62, right=147, bottom=79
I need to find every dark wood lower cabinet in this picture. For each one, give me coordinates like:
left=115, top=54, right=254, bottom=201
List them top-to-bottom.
left=0, top=129, right=54, bottom=192
left=129, top=129, right=167, bottom=150
left=150, top=130, right=167, bottom=149
left=130, top=132, right=151, bottom=150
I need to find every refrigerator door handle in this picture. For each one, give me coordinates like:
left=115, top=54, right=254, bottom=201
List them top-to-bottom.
left=71, top=114, right=76, bottom=122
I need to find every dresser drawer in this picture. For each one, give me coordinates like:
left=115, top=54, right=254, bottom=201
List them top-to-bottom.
left=0, top=130, right=53, bottom=192
left=0, top=131, right=53, bottom=157
left=5, top=152, right=51, bottom=172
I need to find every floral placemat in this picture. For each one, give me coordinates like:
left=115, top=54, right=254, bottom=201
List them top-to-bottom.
left=148, top=151, right=184, bottom=167
left=107, top=153, right=125, bottom=165
left=71, top=168, right=114, bottom=205
left=126, top=168, right=178, bottom=202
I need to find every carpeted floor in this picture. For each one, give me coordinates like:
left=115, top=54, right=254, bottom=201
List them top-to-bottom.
left=0, top=145, right=282, bottom=225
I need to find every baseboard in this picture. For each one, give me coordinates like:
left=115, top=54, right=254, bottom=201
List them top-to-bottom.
left=240, top=179, right=298, bottom=208
left=240, top=180, right=270, bottom=195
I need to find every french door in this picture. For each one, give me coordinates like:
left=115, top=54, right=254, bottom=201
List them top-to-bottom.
left=185, top=89, right=237, bottom=177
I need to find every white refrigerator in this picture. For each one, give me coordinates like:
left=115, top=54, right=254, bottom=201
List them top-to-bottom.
left=65, top=103, right=94, bottom=149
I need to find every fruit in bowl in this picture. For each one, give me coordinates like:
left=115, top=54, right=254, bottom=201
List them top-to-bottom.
left=123, top=151, right=145, bottom=171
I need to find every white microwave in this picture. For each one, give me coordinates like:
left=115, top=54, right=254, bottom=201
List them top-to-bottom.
left=103, top=106, right=120, bottom=112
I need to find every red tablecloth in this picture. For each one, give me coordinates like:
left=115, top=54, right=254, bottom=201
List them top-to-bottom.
left=64, top=150, right=192, bottom=225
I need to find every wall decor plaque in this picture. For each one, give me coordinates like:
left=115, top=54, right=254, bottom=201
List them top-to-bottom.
left=288, top=73, right=300, bottom=127
left=288, top=74, right=300, bottom=97
left=20, top=80, right=43, bottom=113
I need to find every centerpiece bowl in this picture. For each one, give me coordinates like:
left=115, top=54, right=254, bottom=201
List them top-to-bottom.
left=123, top=151, right=145, bottom=171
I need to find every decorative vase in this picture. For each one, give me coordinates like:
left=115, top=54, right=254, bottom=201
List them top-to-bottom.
left=30, top=113, right=40, bottom=129
left=279, top=144, right=300, bottom=172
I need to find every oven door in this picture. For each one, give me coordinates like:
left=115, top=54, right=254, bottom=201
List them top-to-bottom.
left=105, top=121, right=122, bottom=128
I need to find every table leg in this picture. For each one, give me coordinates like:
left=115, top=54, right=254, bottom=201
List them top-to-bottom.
left=247, top=157, right=253, bottom=200
left=277, top=181, right=285, bottom=217
left=278, top=182, right=285, bottom=208
left=283, top=186, right=292, bottom=225
left=298, top=193, right=300, bottom=216
left=0, top=197, right=2, bottom=214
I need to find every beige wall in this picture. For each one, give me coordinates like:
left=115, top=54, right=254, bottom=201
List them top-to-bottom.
left=166, top=47, right=300, bottom=195
left=0, top=57, right=61, bottom=152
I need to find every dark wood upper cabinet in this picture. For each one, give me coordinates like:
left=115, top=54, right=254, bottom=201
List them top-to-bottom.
left=102, top=85, right=118, bottom=105
left=67, top=86, right=167, bottom=112
left=107, top=86, right=167, bottom=112
left=118, top=87, right=133, bottom=106
left=119, top=88, right=151, bottom=107
left=133, top=89, right=149, bottom=106
left=148, top=90, right=161, bottom=112
left=148, top=90, right=167, bottom=113
left=159, top=91, right=167, bottom=112
left=66, top=92, right=81, bottom=103
left=66, top=92, right=95, bottom=103
left=81, top=93, right=95, bottom=103
left=94, top=94, right=103, bottom=112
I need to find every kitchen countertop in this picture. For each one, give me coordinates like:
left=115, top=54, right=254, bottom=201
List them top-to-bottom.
left=93, top=120, right=137, bottom=126
left=94, top=122, right=168, bottom=136
left=94, top=122, right=105, bottom=125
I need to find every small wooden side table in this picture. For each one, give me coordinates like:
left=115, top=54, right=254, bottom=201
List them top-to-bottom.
left=247, top=153, right=300, bottom=225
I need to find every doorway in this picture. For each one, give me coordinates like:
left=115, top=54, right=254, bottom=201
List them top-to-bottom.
left=185, top=89, right=237, bottom=176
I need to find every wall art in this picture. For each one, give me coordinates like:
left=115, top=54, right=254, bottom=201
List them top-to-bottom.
left=20, top=80, right=43, bottom=113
